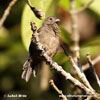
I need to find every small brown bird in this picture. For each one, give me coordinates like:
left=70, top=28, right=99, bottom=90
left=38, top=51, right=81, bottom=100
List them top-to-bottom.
left=22, top=16, right=60, bottom=82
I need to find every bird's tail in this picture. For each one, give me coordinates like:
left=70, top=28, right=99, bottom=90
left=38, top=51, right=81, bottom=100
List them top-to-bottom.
left=21, top=59, right=37, bottom=82
left=21, top=59, right=32, bottom=82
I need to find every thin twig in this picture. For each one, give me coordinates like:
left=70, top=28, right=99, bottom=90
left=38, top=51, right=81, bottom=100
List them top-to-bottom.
left=0, top=0, right=17, bottom=29
left=27, top=0, right=45, bottom=19
left=69, top=0, right=96, bottom=94
left=69, top=0, right=94, bottom=59
left=70, top=0, right=80, bottom=59
left=77, top=0, right=94, bottom=13
left=62, top=45, right=95, bottom=93
left=86, top=53, right=100, bottom=87
left=73, top=55, right=100, bottom=76
left=83, top=55, right=100, bottom=71
left=68, top=56, right=95, bottom=92
left=49, top=79, right=68, bottom=100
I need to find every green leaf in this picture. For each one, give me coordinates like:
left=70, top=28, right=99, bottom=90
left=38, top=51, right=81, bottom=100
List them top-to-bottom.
left=21, top=0, right=59, bottom=51
left=58, top=0, right=70, bottom=11
left=58, top=0, right=82, bottom=11
left=76, top=0, right=82, bottom=9
left=82, top=0, right=100, bottom=16
left=60, top=26, right=72, bottom=46
left=80, top=35, right=100, bottom=62
left=54, top=52, right=70, bottom=72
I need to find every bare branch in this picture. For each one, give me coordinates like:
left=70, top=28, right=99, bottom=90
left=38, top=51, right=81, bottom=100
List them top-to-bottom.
left=0, top=0, right=17, bottom=29
left=27, top=0, right=45, bottom=19
left=68, top=0, right=97, bottom=94
left=70, top=0, right=80, bottom=59
left=30, top=22, right=100, bottom=99
left=61, top=45, right=95, bottom=92
left=86, top=53, right=100, bottom=87
left=83, top=55, right=100, bottom=71
left=68, top=56, right=95, bottom=92
left=49, top=79, right=68, bottom=100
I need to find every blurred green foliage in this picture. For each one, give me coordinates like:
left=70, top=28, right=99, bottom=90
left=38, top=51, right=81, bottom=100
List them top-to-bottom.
left=0, top=0, right=100, bottom=100
left=82, top=0, right=100, bottom=16
left=80, top=35, right=100, bottom=63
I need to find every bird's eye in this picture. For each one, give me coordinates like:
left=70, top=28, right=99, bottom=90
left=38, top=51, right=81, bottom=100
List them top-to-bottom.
left=49, top=18, right=52, bottom=20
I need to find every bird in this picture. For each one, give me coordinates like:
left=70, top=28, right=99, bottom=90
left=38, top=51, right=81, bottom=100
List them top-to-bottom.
left=21, top=16, right=60, bottom=82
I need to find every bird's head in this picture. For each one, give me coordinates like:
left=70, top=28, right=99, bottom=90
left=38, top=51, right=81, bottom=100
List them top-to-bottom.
left=43, top=16, right=60, bottom=25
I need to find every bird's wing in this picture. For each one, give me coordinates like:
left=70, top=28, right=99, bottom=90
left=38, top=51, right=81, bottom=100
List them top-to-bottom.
left=37, top=25, right=59, bottom=57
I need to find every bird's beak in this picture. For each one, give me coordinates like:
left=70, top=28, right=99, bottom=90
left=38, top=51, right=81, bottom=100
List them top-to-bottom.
left=55, top=19, right=60, bottom=24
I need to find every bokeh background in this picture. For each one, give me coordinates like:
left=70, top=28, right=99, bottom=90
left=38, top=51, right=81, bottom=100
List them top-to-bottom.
left=0, top=0, right=100, bottom=100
